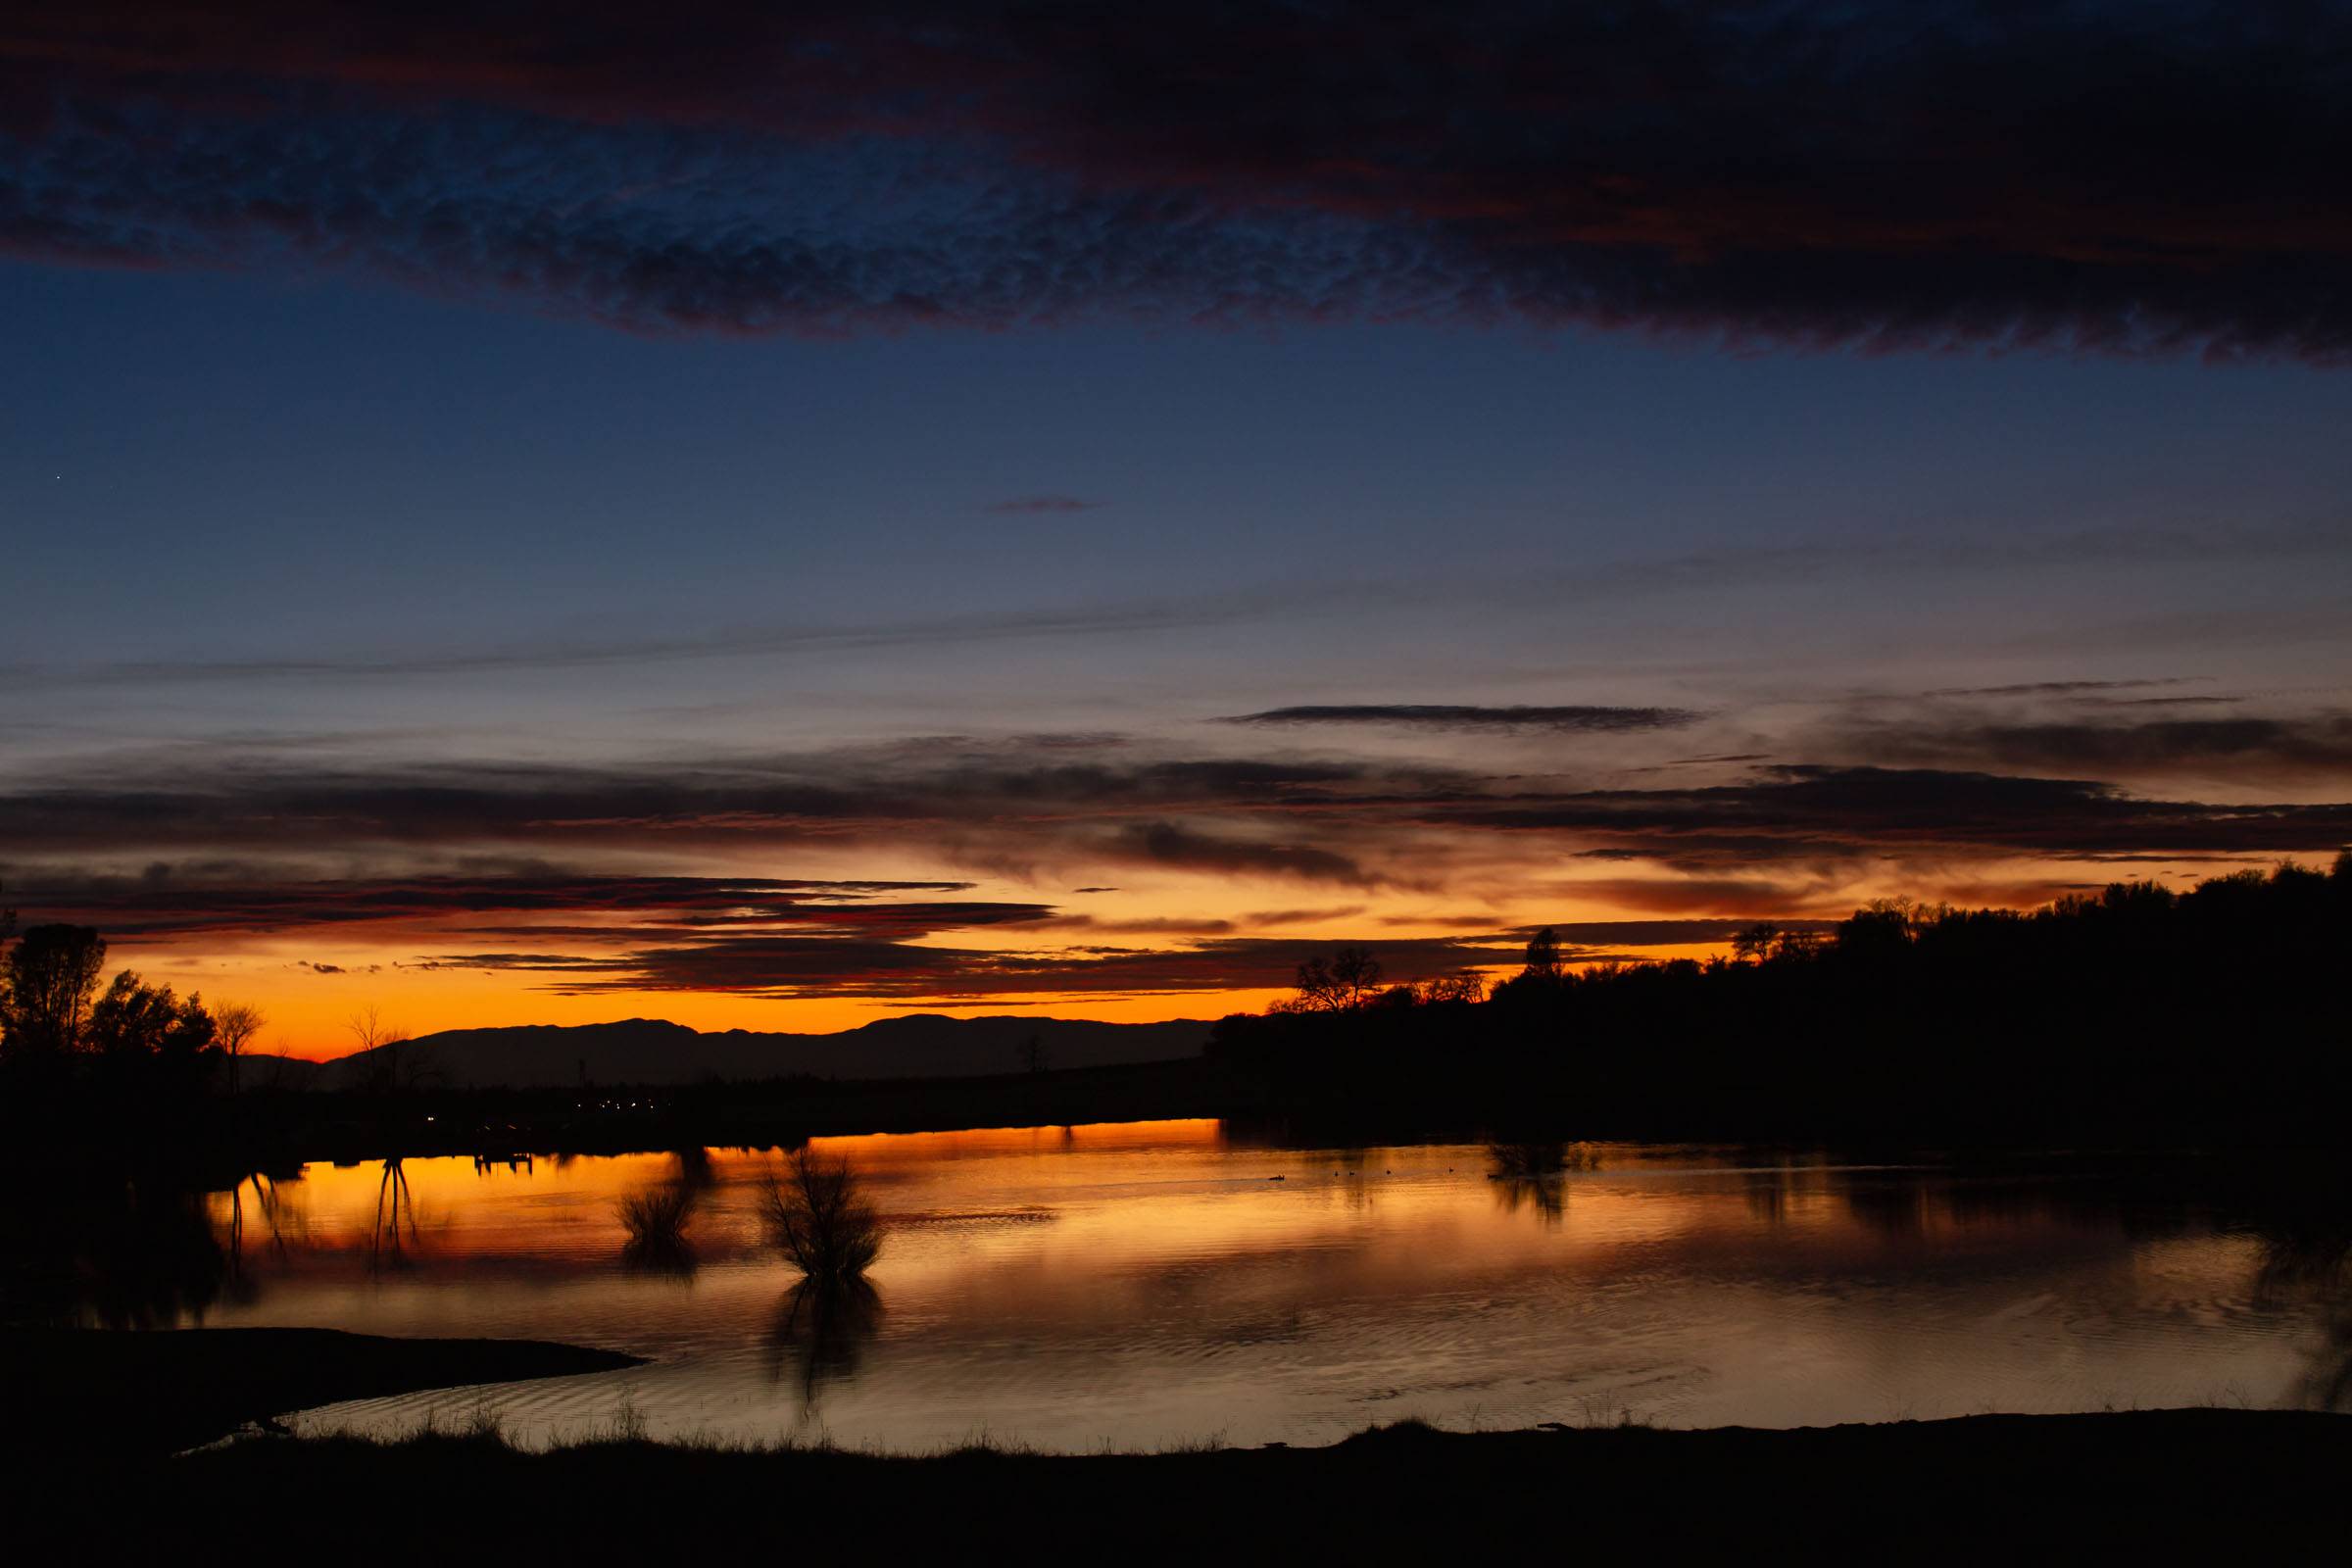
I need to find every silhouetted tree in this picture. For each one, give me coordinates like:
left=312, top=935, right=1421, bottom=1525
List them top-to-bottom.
left=1211, top=858, right=2352, bottom=1146
left=1835, top=899, right=1917, bottom=958
left=0, top=924, right=107, bottom=1058
left=1522, top=927, right=1563, bottom=982
left=1774, top=929, right=1829, bottom=960
left=1285, top=946, right=1385, bottom=1011
left=1418, top=970, right=1486, bottom=1004
left=86, top=972, right=216, bottom=1062
left=211, top=1001, right=265, bottom=1098
left=347, top=1004, right=417, bottom=1094
left=763, top=1147, right=882, bottom=1281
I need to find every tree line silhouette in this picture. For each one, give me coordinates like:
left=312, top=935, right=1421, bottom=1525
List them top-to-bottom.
left=1212, top=858, right=2352, bottom=1145
left=0, top=912, right=278, bottom=1158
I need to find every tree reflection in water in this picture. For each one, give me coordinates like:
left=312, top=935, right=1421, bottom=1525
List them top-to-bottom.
left=1486, top=1141, right=1598, bottom=1229
left=18, top=1142, right=2352, bottom=1435
left=760, top=1148, right=887, bottom=1415
left=615, top=1151, right=715, bottom=1279
left=370, top=1157, right=419, bottom=1269
left=220, top=1170, right=295, bottom=1307
left=223, top=1171, right=296, bottom=1273
left=1489, top=1171, right=1566, bottom=1225
left=1, top=1178, right=227, bottom=1329
left=2255, top=1223, right=2352, bottom=1411
left=768, top=1275, right=884, bottom=1414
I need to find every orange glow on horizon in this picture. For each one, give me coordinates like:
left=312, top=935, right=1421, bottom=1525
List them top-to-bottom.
left=88, top=851, right=2244, bottom=1057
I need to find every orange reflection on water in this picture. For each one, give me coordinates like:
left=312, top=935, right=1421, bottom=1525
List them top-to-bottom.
left=810, top=1117, right=1221, bottom=1165
left=173, top=1128, right=2340, bottom=1451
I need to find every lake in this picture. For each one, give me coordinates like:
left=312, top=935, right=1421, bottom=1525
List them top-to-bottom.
left=164, top=1121, right=2352, bottom=1450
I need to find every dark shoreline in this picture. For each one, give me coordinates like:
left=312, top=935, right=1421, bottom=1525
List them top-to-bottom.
left=90, top=1053, right=2352, bottom=1183
left=64, top=1055, right=1247, bottom=1183
left=4, top=1326, right=643, bottom=1459
left=12, top=1327, right=2347, bottom=1552
left=24, top=1396, right=2352, bottom=1555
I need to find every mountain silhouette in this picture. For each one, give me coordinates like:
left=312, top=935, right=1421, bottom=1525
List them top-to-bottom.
left=278, top=1014, right=1212, bottom=1091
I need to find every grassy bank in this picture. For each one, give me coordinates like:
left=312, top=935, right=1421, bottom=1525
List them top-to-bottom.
left=17, top=1408, right=2350, bottom=1555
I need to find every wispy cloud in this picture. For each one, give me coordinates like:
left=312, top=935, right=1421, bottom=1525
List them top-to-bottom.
left=985, top=494, right=1103, bottom=514
left=6, top=521, right=2341, bottom=691
left=1924, top=679, right=2206, bottom=699
left=1222, top=705, right=1700, bottom=733
left=1808, top=711, right=2352, bottom=784
left=1432, top=764, right=2352, bottom=859
left=1101, top=821, right=1383, bottom=888
left=432, top=933, right=1523, bottom=1002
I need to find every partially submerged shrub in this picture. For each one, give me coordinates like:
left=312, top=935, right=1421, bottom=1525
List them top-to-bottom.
left=763, top=1147, right=882, bottom=1281
left=617, top=1181, right=698, bottom=1276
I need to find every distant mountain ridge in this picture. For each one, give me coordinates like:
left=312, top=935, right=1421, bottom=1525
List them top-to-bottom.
left=255, top=1014, right=1214, bottom=1091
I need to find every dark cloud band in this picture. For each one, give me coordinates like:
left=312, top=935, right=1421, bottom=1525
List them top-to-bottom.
left=6, top=3, right=2352, bottom=358
left=1222, top=705, right=1700, bottom=732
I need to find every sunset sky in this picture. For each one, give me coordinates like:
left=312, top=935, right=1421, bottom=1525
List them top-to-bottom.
left=4, top=3, right=2350, bottom=1056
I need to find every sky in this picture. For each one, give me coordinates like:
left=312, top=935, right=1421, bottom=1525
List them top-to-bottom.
left=3, top=2, right=2350, bottom=1056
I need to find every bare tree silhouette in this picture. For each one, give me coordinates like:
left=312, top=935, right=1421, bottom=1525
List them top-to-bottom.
left=1281, top=946, right=1385, bottom=1012
left=211, top=1001, right=265, bottom=1098
left=347, top=1004, right=419, bottom=1095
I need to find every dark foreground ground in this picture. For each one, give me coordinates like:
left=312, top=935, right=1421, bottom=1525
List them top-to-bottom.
left=1, top=1327, right=641, bottom=1458
left=4, top=1329, right=2347, bottom=1557
left=15, top=1409, right=2350, bottom=1558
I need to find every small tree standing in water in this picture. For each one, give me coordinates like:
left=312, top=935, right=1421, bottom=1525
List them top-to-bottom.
left=763, top=1147, right=882, bottom=1280
left=617, top=1179, right=700, bottom=1278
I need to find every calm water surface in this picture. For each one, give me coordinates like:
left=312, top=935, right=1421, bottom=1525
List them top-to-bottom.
left=183, top=1122, right=2347, bottom=1450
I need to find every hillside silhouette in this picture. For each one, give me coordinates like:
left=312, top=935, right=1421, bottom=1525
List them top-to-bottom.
left=287, top=1014, right=1210, bottom=1090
